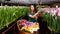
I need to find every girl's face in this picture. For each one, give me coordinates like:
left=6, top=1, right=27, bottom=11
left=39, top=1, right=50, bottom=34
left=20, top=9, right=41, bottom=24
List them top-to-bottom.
left=30, top=5, right=34, bottom=12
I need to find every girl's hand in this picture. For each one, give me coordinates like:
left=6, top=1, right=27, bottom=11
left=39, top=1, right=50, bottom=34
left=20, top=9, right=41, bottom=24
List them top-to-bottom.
left=34, top=11, right=40, bottom=17
left=36, top=12, right=40, bottom=17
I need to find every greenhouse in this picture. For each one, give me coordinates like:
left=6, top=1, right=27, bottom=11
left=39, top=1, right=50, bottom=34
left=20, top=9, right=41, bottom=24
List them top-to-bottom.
left=0, top=0, right=60, bottom=34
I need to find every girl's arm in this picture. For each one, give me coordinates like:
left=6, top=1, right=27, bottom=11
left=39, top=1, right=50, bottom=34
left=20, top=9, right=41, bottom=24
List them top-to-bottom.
left=29, top=10, right=40, bottom=18
left=34, top=10, right=40, bottom=17
left=29, top=14, right=35, bottom=18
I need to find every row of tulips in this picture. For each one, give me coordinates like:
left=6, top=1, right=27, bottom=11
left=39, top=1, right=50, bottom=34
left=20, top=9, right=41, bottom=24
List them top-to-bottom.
left=0, top=6, right=29, bottom=30
left=40, top=8, right=60, bottom=32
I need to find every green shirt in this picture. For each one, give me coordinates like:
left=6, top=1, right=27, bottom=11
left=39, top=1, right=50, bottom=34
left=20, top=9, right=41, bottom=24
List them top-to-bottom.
left=27, top=12, right=36, bottom=22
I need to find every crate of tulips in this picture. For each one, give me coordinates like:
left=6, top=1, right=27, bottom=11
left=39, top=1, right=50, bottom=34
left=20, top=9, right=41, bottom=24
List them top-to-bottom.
left=17, top=19, right=39, bottom=34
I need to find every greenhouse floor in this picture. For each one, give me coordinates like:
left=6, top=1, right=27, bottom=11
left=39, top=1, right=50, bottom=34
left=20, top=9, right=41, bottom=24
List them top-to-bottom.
left=0, top=21, right=18, bottom=34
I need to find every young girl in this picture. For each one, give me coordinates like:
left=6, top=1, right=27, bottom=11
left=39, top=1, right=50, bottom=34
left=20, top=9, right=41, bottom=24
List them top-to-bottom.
left=27, top=5, right=40, bottom=22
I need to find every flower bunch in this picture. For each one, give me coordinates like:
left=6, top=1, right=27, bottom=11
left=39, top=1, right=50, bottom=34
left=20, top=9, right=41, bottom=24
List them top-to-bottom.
left=18, top=19, right=39, bottom=33
left=21, top=22, right=39, bottom=33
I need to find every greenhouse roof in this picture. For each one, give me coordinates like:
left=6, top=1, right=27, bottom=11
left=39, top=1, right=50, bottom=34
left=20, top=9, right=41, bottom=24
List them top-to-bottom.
left=0, top=0, right=60, bottom=4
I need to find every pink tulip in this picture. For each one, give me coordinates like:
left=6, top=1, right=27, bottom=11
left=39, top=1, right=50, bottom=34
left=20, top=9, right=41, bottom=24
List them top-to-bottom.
left=45, top=8, right=50, bottom=13
left=50, top=8, right=57, bottom=16
left=57, top=8, right=60, bottom=16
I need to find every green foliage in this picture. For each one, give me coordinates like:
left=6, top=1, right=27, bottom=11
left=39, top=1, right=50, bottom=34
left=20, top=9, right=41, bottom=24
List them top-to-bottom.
left=0, top=6, right=29, bottom=30
left=41, top=12, right=60, bottom=32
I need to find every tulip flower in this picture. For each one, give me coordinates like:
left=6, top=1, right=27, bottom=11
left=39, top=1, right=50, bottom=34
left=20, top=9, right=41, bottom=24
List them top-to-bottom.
left=45, top=8, right=50, bottom=13
left=50, top=8, right=57, bottom=16
left=57, top=8, right=60, bottom=16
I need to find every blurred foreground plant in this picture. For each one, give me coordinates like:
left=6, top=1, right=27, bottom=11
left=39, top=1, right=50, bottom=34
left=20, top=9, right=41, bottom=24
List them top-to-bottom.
left=0, top=6, right=29, bottom=30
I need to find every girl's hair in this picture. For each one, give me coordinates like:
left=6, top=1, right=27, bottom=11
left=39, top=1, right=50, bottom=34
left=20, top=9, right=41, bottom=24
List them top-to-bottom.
left=30, top=4, right=37, bottom=13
